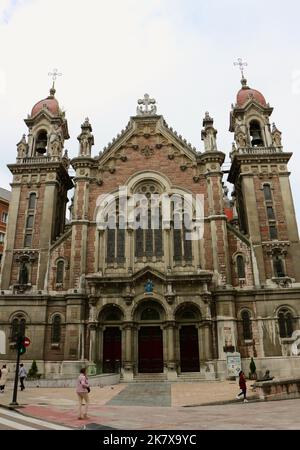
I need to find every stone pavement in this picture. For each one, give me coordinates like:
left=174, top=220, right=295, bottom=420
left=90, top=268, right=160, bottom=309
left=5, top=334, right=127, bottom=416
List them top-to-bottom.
left=0, top=381, right=299, bottom=429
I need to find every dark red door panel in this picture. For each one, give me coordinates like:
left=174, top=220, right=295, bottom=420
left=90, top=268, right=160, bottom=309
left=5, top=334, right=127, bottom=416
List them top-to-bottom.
left=179, top=326, right=200, bottom=372
left=103, top=327, right=122, bottom=373
left=138, top=327, right=163, bottom=373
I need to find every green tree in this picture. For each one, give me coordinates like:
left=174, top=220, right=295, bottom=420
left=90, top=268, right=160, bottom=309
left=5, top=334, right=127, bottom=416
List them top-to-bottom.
left=28, top=360, right=38, bottom=379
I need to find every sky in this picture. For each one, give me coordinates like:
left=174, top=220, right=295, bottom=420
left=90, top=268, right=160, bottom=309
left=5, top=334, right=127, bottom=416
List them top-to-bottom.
left=0, top=0, right=300, bottom=224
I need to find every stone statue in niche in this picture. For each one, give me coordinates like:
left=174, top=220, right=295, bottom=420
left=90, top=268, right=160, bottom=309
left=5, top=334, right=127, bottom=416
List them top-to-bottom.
left=49, top=125, right=63, bottom=157
left=236, top=132, right=247, bottom=148
left=19, top=261, right=29, bottom=285
left=145, top=279, right=154, bottom=294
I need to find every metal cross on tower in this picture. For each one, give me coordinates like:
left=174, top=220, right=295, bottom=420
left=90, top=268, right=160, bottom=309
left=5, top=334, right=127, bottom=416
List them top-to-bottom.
left=234, top=58, right=248, bottom=79
left=48, top=68, right=62, bottom=89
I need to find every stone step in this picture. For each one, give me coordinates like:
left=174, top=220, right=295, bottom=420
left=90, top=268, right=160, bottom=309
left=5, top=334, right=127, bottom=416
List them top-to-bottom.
left=127, top=373, right=169, bottom=383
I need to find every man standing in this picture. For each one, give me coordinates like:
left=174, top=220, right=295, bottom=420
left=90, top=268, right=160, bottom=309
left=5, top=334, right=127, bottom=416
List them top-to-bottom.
left=19, top=364, right=27, bottom=391
left=0, top=365, right=8, bottom=393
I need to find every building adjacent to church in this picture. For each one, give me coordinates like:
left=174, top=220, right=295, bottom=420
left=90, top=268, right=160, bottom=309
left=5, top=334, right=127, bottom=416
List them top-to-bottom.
left=0, top=77, right=300, bottom=381
left=0, top=188, right=11, bottom=270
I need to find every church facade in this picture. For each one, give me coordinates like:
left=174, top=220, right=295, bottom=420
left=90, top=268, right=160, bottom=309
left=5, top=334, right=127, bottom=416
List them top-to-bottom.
left=0, top=78, right=300, bottom=381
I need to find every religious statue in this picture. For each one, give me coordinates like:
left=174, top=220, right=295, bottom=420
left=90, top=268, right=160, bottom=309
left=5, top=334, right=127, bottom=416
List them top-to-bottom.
left=201, top=112, right=218, bottom=152
left=78, top=118, right=94, bottom=156
left=49, top=124, right=62, bottom=144
left=272, top=124, right=282, bottom=147
left=236, top=132, right=247, bottom=148
left=17, top=134, right=28, bottom=159
left=274, top=134, right=282, bottom=147
left=80, top=136, right=89, bottom=155
left=50, top=140, right=61, bottom=157
left=19, top=261, right=29, bottom=285
left=145, top=279, right=154, bottom=294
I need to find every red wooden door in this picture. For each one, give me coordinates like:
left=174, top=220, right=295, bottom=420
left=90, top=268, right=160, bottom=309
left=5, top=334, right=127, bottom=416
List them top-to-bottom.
left=179, top=326, right=200, bottom=372
left=103, top=327, right=121, bottom=373
left=138, top=327, right=163, bottom=373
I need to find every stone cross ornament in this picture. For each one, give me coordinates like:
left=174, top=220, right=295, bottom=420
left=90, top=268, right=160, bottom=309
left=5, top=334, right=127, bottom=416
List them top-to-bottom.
left=136, top=94, right=157, bottom=116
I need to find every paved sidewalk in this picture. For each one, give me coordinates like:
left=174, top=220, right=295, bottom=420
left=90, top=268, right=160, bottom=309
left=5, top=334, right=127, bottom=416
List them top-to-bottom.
left=4, top=381, right=299, bottom=430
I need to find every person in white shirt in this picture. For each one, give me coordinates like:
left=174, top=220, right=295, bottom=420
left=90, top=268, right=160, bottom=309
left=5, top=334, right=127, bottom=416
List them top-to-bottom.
left=19, top=364, right=27, bottom=391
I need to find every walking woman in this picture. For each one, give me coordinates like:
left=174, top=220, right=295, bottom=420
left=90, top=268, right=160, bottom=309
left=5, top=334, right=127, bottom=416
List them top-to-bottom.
left=76, top=368, right=91, bottom=419
left=236, top=370, right=248, bottom=403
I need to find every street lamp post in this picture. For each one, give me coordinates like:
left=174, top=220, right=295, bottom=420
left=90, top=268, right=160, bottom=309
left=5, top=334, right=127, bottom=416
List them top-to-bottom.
left=10, top=334, right=25, bottom=406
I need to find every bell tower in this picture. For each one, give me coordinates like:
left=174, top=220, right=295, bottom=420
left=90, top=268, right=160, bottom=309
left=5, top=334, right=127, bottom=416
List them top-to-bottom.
left=228, top=68, right=300, bottom=286
left=0, top=81, right=73, bottom=292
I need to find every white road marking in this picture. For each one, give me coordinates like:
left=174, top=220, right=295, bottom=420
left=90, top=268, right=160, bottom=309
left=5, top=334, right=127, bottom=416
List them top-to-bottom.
left=0, top=408, right=72, bottom=430
left=0, top=416, right=37, bottom=430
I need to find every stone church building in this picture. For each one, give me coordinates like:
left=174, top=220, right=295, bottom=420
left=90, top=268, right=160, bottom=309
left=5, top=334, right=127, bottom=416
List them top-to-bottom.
left=0, top=76, right=300, bottom=381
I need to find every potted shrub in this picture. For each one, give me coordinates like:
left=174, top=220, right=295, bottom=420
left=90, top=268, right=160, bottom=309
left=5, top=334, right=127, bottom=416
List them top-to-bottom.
left=249, top=357, right=257, bottom=380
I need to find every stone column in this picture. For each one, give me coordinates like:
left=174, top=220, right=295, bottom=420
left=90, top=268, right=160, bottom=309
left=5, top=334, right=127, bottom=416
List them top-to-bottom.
left=127, top=229, right=134, bottom=271
left=166, top=322, right=177, bottom=380
left=87, top=323, right=97, bottom=376
left=123, top=323, right=134, bottom=381
left=203, top=323, right=213, bottom=361
left=88, top=324, right=97, bottom=362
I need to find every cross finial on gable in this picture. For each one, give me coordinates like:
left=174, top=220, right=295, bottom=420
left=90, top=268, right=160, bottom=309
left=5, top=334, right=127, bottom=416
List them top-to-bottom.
left=136, top=93, right=157, bottom=116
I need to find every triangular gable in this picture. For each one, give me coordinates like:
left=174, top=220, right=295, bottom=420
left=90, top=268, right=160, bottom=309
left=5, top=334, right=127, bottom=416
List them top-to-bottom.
left=97, top=114, right=199, bottom=168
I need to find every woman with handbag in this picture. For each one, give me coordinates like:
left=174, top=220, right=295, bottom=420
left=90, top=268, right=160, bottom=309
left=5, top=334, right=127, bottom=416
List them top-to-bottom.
left=76, top=367, right=91, bottom=419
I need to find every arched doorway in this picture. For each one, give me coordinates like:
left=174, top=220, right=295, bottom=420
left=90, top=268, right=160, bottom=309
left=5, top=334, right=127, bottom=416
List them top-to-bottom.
left=135, top=300, right=165, bottom=373
left=99, top=305, right=124, bottom=373
left=176, top=305, right=201, bottom=373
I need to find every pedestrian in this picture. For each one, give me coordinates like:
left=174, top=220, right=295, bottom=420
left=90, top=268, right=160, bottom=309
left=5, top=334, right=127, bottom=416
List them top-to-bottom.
left=19, top=363, right=27, bottom=391
left=0, top=364, right=8, bottom=393
left=76, top=368, right=90, bottom=420
left=236, top=370, right=248, bottom=403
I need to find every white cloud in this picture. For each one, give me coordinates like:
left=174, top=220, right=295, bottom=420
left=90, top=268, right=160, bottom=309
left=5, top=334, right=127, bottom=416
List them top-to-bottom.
left=0, top=0, right=300, bottom=225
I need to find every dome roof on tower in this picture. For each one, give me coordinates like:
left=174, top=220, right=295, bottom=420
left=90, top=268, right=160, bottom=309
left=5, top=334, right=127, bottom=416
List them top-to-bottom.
left=236, top=78, right=267, bottom=107
left=31, top=87, right=60, bottom=117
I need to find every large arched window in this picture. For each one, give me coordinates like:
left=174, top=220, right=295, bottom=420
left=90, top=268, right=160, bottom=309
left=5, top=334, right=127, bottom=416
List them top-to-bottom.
left=249, top=120, right=264, bottom=147
left=134, top=182, right=163, bottom=260
left=263, top=184, right=272, bottom=202
left=24, top=193, right=37, bottom=248
left=28, top=193, right=37, bottom=210
left=172, top=198, right=192, bottom=263
left=106, top=199, right=125, bottom=264
left=236, top=255, right=246, bottom=279
left=100, top=306, right=124, bottom=323
left=141, top=308, right=160, bottom=321
left=278, top=308, right=294, bottom=338
left=241, top=310, right=252, bottom=340
left=11, top=315, right=26, bottom=342
left=51, top=315, right=61, bottom=344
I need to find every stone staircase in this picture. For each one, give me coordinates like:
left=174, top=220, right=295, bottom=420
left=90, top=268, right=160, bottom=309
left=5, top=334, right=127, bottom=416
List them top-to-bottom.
left=121, top=372, right=219, bottom=383
left=177, top=372, right=210, bottom=382
left=126, top=373, right=168, bottom=383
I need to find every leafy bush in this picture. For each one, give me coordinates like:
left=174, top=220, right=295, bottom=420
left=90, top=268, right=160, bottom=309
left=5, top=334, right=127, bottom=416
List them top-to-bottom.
left=28, top=360, right=38, bottom=379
